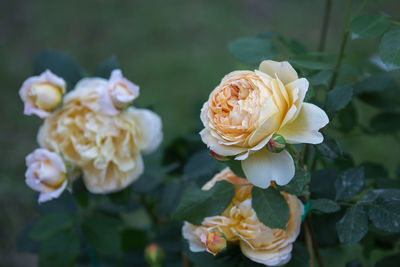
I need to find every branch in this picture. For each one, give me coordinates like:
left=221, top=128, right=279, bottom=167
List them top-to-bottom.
left=318, top=0, right=332, bottom=52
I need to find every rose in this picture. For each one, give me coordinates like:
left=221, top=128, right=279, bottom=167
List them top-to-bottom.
left=200, top=60, right=329, bottom=188
left=19, top=69, right=66, bottom=118
left=98, top=69, right=140, bottom=115
left=38, top=78, right=162, bottom=193
left=25, top=148, right=67, bottom=203
left=182, top=168, right=303, bottom=266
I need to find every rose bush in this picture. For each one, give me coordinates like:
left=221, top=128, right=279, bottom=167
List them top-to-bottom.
left=200, top=60, right=329, bottom=188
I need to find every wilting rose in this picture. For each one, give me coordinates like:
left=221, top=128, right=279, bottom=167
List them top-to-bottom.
left=200, top=60, right=329, bottom=188
left=19, top=69, right=66, bottom=118
left=98, top=69, right=140, bottom=115
left=38, top=78, right=162, bottom=193
left=25, top=148, right=67, bottom=203
left=182, top=168, right=303, bottom=266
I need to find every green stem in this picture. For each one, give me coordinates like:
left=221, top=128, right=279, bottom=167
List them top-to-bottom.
left=319, top=0, right=332, bottom=52
left=328, top=0, right=353, bottom=91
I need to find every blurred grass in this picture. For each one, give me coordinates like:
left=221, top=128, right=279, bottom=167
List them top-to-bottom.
left=0, top=0, right=399, bottom=256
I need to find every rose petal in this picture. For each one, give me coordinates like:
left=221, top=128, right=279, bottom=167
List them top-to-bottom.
left=259, top=60, right=298, bottom=85
left=278, top=103, right=329, bottom=144
left=200, top=129, right=247, bottom=156
left=241, top=148, right=295, bottom=188
left=38, top=180, right=68, bottom=203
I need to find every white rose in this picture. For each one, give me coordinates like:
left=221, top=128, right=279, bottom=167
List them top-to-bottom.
left=200, top=60, right=329, bottom=188
left=19, top=70, right=66, bottom=118
left=25, top=148, right=67, bottom=203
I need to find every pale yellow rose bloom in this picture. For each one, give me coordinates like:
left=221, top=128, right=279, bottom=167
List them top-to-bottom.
left=200, top=60, right=329, bottom=188
left=19, top=70, right=66, bottom=118
left=38, top=78, right=162, bottom=193
left=25, top=148, right=67, bottom=203
left=182, top=168, right=303, bottom=266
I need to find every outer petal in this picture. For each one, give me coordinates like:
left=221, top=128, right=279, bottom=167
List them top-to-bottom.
left=259, top=60, right=298, bottom=85
left=278, top=103, right=329, bottom=144
left=125, top=107, right=163, bottom=154
left=200, top=129, right=247, bottom=156
left=241, top=148, right=295, bottom=188
left=38, top=180, right=68, bottom=203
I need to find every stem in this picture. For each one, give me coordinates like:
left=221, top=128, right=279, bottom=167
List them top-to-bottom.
left=318, top=0, right=332, bottom=52
left=328, top=0, right=353, bottom=91
left=139, top=195, right=160, bottom=225
left=305, top=218, right=324, bottom=267
left=304, top=219, right=314, bottom=267
left=182, top=253, right=192, bottom=267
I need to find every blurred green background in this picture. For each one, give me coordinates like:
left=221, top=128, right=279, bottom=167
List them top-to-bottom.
left=1, top=0, right=400, bottom=265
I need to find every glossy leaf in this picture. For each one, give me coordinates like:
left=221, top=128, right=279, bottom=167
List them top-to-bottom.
left=349, top=15, right=390, bottom=39
left=379, top=27, right=400, bottom=70
left=325, top=85, right=353, bottom=119
left=335, top=167, right=365, bottom=201
left=173, top=181, right=235, bottom=225
left=252, top=187, right=289, bottom=229
left=310, top=199, right=341, bottom=213
left=336, top=205, right=368, bottom=245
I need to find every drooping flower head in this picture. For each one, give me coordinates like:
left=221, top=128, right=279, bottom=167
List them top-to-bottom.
left=200, top=60, right=329, bottom=188
left=182, top=168, right=304, bottom=266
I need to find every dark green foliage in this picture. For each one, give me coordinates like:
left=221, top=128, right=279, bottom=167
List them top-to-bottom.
left=228, top=37, right=278, bottom=64
left=94, top=56, right=120, bottom=78
left=173, top=181, right=235, bottom=225
left=252, top=187, right=289, bottom=229
left=337, top=205, right=369, bottom=245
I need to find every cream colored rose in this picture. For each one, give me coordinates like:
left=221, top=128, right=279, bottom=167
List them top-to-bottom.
left=200, top=60, right=329, bottom=188
left=98, top=69, right=140, bottom=115
left=19, top=70, right=66, bottom=118
left=38, top=78, right=162, bottom=193
left=25, top=148, right=67, bottom=203
left=182, top=168, right=303, bottom=266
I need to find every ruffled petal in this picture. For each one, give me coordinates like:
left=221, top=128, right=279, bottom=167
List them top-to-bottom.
left=278, top=103, right=329, bottom=144
left=241, top=148, right=295, bottom=188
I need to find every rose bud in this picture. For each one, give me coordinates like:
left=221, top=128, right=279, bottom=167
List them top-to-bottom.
left=19, top=69, right=66, bottom=118
left=98, top=69, right=139, bottom=115
left=266, top=133, right=286, bottom=153
left=25, top=148, right=67, bottom=203
left=210, top=150, right=230, bottom=161
left=200, top=230, right=228, bottom=256
left=144, top=243, right=165, bottom=267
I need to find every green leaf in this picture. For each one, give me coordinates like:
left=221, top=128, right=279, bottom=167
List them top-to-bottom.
left=349, top=15, right=390, bottom=39
left=379, top=27, right=400, bottom=70
left=227, top=37, right=278, bottom=64
left=34, top=50, right=83, bottom=90
left=289, top=53, right=335, bottom=70
left=94, top=55, right=119, bottom=78
left=309, top=70, right=332, bottom=88
left=353, top=73, right=395, bottom=95
left=325, top=85, right=353, bottom=119
left=338, top=102, right=357, bottom=133
left=370, top=112, right=400, bottom=133
left=316, top=135, right=343, bottom=160
left=183, top=150, right=217, bottom=181
left=226, top=159, right=246, bottom=178
left=277, top=167, right=310, bottom=196
left=335, top=167, right=365, bottom=201
left=310, top=169, right=338, bottom=200
left=131, top=172, right=162, bottom=193
left=158, top=181, right=183, bottom=216
left=173, top=181, right=236, bottom=225
left=252, top=187, right=289, bottom=229
left=367, top=189, right=400, bottom=232
left=310, top=198, right=341, bottom=213
left=336, top=205, right=368, bottom=245
left=81, top=212, right=123, bottom=256
left=29, top=213, right=75, bottom=241
left=38, top=229, right=79, bottom=267
left=121, top=229, right=147, bottom=252
left=286, top=243, right=309, bottom=267
left=375, top=254, right=400, bottom=267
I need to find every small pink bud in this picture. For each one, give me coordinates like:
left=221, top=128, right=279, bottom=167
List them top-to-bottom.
left=200, top=230, right=227, bottom=256
left=144, top=243, right=164, bottom=267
